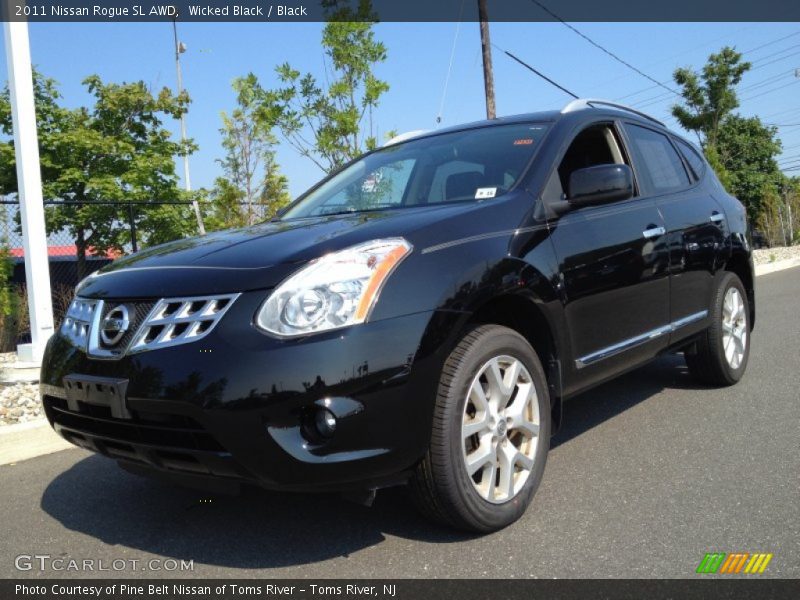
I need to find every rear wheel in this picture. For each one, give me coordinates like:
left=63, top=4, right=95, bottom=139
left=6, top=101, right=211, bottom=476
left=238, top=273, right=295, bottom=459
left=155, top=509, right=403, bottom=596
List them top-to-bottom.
left=685, top=272, right=750, bottom=386
left=410, top=325, right=550, bottom=532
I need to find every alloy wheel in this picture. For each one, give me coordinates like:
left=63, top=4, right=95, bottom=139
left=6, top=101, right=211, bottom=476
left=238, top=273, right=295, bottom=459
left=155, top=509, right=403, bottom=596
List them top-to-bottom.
left=722, top=287, right=747, bottom=369
left=461, top=355, right=541, bottom=504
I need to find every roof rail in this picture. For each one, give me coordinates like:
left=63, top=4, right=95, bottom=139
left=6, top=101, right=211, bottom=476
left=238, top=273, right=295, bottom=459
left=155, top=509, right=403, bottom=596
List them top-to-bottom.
left=561, top=98, right=665, bottom=127
left=384, top=130, right=430, bottom=147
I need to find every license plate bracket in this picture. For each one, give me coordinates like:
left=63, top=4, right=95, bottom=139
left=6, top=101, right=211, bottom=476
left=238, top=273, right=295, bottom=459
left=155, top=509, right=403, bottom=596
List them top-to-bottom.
left=63, top=374, right=131, bottom=419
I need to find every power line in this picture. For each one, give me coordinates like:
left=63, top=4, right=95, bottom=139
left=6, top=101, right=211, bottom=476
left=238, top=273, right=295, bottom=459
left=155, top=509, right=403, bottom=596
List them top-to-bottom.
left=528, top=0, right=680, bottom=98
left=583, top=25, right=753, bottom=99
left=612, top=31, right=800, bottom=105
left=742, top=31, right=800, bottom=54
left=750, top=43, right=800, bottom=66
left=492, top=44, right=579, bottom=99
left=749, top=49, right=800, bottom=72
left=634, top=63, right=799, bottom=112
left=630, top=69, right=800, bottom=116
left=738, top=69, right=794, bottom=93
left=741, top=80, right=800, bottom=102
left=615, top=83, right=662, bottom=102
left=631, top=91, right=675, bottom=109
left=763, top=106, right=800, bottom=119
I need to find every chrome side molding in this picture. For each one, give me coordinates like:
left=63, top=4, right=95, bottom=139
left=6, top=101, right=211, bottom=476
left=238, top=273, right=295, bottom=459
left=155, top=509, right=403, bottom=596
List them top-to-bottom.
left=575, top=310, right=708, bottom=369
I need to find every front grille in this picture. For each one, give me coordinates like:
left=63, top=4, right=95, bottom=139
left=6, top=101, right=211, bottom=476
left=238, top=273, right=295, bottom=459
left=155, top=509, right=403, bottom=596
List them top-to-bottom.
left=68, top=293, right=239, bottom=359
left=127, top=294, right=239, bottom=354
left=61, top=298, right=98, bottom=350
left=95, top=300, right=156, bottom=354
left=43, top=395, right=224, bottom=452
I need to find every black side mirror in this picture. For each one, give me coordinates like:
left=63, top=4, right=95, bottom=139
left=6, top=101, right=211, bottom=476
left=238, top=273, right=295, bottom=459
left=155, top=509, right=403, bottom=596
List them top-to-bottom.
left=568, top=164, right=634, bottom=208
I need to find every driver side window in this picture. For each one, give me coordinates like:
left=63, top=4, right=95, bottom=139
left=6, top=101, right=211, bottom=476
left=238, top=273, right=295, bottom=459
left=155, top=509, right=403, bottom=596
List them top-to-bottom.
left=550, top=123, right=629, bottom=201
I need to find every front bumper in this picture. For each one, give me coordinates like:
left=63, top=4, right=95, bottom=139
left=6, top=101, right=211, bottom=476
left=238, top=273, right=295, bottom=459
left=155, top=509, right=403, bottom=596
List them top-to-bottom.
left=40, top=290, right=444, bottom=492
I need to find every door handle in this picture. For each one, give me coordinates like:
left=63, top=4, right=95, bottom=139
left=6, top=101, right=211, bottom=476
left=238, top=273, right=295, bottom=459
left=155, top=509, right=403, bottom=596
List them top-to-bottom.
left=710, top=212, right=725, bottom=223
left=642, top=226, right=666, bottom=239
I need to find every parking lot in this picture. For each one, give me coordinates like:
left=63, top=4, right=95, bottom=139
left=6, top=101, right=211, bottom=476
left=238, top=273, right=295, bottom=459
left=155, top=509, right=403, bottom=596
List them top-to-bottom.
left=0, top=267, right=798, bottom=579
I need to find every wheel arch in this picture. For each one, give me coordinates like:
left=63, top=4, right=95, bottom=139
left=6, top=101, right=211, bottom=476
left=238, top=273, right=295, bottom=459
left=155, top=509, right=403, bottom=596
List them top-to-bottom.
left=724, top=250, right=755, bottom=329
left=466, top=293, right=564, bottom=432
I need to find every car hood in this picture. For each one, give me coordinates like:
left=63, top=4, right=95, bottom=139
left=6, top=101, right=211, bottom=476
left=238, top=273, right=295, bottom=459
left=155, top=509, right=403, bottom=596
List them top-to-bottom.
left=77, top=204, right=474, bottom=298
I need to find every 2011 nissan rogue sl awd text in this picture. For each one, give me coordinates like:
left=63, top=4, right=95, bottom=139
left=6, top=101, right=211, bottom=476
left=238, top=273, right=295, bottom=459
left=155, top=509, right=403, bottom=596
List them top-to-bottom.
left=41, top=99, right=754, bottom=532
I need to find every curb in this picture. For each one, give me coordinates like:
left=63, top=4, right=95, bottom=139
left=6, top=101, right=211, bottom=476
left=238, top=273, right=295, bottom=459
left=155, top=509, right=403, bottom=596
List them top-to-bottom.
left=0, top=257, right=797, bottom=466
left=754, top=257, right=800, bottom=277
left=0, top=419, right=74, bottom=466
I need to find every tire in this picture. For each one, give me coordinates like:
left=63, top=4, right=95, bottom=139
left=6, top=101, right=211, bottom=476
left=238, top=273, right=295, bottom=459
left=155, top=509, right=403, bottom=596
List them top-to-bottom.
left=685, top=272, right=751, bottom=386
left=409, top=324, right=551, bottom=533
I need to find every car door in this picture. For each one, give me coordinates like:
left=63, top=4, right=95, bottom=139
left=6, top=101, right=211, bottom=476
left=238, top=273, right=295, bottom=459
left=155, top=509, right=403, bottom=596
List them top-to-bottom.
left=543, top=122, right=671, bottom=391
left=622, top=124, right=726, bottom=341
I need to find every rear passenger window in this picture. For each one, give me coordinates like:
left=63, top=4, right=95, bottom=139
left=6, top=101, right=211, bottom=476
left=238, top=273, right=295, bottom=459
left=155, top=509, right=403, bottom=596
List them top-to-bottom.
left=625, top=124, right=690, bottom=194
left=675, top=139, right=706, bottom=180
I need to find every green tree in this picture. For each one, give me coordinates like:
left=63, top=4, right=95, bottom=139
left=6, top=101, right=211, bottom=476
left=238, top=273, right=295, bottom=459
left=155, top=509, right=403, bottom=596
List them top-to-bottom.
left=246, top=0, right=389, bottom=173
left=671, top=46, right=751, bottom=147
left=671, top=47, right=783, bottom=222
left=0, top=71, right=70, bottom=194
left=0, top=72, right=198, bottom=277
left=216, top=74, right=290, bottom=226
left=714, top=115, right=782, bottom=221
left=258, top=152, right=291, bottom=219
left=204, top=177, right=247, bottom=231
left=759, top=177, right=800, bottom=246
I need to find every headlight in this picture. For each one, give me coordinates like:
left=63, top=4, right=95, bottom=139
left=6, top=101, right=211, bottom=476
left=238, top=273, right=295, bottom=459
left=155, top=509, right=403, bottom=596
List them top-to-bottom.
left=256, top=238, right=412, bottom=337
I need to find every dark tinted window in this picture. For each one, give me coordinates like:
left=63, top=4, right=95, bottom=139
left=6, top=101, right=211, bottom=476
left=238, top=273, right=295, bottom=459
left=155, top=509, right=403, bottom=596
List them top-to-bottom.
left=625, top=124, right=690, bottom=194
left=675, top=138, right=706, bottom=180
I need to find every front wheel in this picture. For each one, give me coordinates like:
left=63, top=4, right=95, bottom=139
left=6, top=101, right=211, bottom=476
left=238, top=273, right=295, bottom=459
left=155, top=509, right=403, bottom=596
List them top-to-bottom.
left=685, top=272, right=751, bottom=386
left=410, top=325, right=550, bottom=532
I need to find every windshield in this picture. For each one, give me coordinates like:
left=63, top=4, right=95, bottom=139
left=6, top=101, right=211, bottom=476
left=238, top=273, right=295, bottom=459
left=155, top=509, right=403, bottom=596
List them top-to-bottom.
left=280, top=123, right=550, bottom=220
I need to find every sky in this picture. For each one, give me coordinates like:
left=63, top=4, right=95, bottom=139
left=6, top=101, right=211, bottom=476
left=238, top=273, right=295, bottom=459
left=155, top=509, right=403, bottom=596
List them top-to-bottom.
left=1, top=21, right=799, bottom=198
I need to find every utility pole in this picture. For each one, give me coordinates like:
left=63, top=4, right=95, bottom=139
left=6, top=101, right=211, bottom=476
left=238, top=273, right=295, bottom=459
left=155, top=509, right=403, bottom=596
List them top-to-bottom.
left=478, top=0, right=496, bottom=119
left=172, top=15, right=205, bottom=235
left=2, top=18, right=55, bottom=362
left=782, top=181, right=794, bottom=245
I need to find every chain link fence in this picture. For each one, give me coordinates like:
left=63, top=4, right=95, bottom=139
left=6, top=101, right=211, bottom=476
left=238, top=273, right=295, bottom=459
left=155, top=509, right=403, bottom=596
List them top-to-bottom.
left=0, top=199, right=198, bottom=352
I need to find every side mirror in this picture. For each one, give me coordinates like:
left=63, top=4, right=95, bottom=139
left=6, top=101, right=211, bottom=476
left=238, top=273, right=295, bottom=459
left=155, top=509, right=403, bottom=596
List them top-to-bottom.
left=568, top=164, right=634, bottom=208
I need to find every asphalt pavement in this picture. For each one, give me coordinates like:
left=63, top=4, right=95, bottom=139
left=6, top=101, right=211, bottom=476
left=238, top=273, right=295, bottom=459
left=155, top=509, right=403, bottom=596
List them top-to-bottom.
left=1, top=267, right=798, bottom=579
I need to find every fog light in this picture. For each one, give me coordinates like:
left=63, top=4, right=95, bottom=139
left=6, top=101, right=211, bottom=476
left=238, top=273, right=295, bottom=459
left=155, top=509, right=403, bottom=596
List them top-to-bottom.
left=315, top=408, right=337, bottom=438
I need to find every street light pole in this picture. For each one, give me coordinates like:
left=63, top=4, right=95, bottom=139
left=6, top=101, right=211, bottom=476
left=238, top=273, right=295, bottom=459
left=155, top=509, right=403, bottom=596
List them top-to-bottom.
left=172, top=16, right=205, bottom=235
left=2, top=18, right=55, bottom=362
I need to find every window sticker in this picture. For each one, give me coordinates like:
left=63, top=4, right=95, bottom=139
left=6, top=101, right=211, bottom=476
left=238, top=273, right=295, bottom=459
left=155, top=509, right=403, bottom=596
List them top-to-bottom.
left=513, top=139, right=534, bottom=145
left=475, top=187, right=497, bottom=199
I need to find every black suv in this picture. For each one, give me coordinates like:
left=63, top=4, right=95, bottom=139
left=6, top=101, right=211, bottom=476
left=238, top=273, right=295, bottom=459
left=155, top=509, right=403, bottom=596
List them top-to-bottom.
left=41, top=99, right=754, bottom=532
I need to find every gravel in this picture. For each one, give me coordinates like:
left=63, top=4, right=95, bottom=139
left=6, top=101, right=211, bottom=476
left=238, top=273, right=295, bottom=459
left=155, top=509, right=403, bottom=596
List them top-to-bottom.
left=753, top=245, right=800, bottom=265
left=0, top=352, right=43, bottom=426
